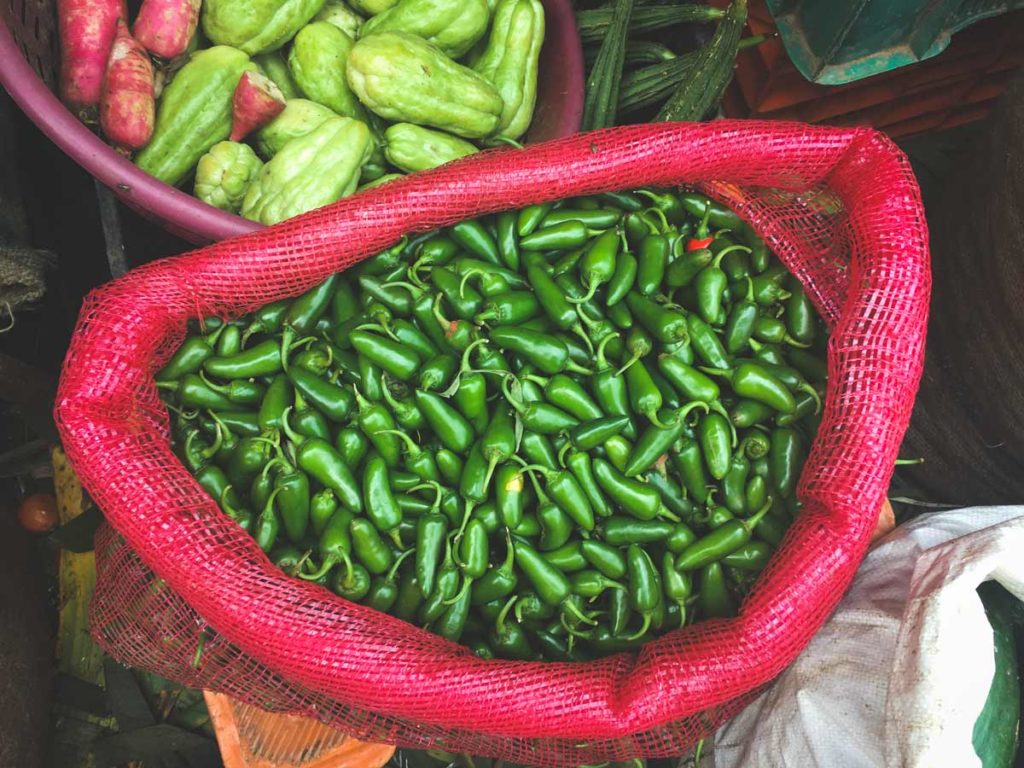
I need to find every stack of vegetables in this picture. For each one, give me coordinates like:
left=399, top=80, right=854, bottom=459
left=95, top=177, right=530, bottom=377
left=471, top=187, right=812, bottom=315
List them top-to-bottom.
left=56, top=0, right=544, bottom=223
left=580, top=0, right=755, bottom=130
left=157, top=187, right=827, bottom=661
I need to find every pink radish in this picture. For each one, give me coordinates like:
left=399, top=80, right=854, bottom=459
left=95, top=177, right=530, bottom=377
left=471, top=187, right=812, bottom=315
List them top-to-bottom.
left=58, top=0, right=125, bottom=113
left=133, top=0, right=201, bottom=60
left=100, top=19, right=155, bottom=151
left=229, top=71, right=286, bottom=142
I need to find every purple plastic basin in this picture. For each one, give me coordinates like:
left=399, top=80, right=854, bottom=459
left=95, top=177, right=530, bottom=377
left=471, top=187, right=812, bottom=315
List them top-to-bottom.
left=0, top=0, right=583, bottom=245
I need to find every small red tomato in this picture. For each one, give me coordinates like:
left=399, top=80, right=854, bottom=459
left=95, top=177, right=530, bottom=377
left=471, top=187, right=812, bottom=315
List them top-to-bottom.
left=17, top=493, right=59, bottom=533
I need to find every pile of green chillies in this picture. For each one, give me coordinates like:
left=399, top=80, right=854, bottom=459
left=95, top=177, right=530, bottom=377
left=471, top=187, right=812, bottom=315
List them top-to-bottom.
left=158, top=187, right=828, bottom=661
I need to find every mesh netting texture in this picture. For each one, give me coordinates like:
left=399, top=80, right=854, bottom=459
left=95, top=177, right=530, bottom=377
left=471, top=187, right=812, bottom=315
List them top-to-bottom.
left=57, top=121, right=930, bottom=766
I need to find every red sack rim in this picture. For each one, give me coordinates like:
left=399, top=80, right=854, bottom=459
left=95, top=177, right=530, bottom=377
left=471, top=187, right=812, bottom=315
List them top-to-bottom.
left=56, top=121, right=930, bottom=743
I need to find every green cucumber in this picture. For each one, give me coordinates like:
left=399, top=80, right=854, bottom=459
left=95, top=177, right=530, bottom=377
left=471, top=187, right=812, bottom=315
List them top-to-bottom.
left=580, top=0, right=633, bottom=131
left=655, top=0, right=746, bottom=122
left=576, top=4, right=723, bottom=44
left=620, top=35, right=766, bottom=114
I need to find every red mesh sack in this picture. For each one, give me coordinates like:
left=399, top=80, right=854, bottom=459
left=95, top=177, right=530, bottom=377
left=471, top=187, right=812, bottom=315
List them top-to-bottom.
left=57, top=122, right=930, bottom=766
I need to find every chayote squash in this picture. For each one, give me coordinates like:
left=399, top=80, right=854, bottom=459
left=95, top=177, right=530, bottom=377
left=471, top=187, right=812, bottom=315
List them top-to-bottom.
left=202, top=0, right=326, bottom=54
left=315, top=0, right=364, bottom=38
left=347, top=0, right=398, bottom=16
left=360, top=0, right=490, bottom=59
left=472, top=0, right=544, bottom=139
left=288, top=22, right=368, bottom=122
left=347, top=32, right=502, bottom=138
left=136, top=46, right=256, bottom=186
left=254, top=51, right=301, bottom=100
left=254, top=98, right=338, bottom=158
left=241, top=116, right=373, bottom=224
left=384, top=123, right=478, bottom=173
left=194, top=141, right=264, bottom=212
left=357, top=172, right=404, bottom=190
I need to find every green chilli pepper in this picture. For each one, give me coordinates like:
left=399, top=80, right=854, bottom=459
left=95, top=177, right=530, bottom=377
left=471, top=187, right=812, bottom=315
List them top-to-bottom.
left=495, top=211, right=521, bottom=271
left=451, top=220, right=500, bottom=265
left=520, top=220, right=595, bottom=251
left=574, top=229, right=620, bottom=304
left=636, top=233, right=670, bottom=295
left=667, top=246, right=713, bottom=289
left=695, top=246, right=748, bottom=324
left=606, top=248, right=638, bottom=307
left=432, top=268, right=484, bottom=321
left=723, top=279, right=758, bottom=354
left=474, top=291, right=540, bottom=326
left=625, top=292, right=688, bottom=345
left=686, top=314, right=730, bottom=369
left=490, top=327, right=591, bottom=376
left=350, top=329, right=421, bottom=382
left=157, top=336, right=216, bottom=381
left=657, top=356, right=719, bottom=403
left=624, top=358, right=675, bottom=429
left=702, top=363, right=798, bottom=414
left=287, top=366, right=354, bottom=422
left=536, top=373, right=603, bottom=421
left=158, top=374, right=236, bottom=411
left=502, top=376, right=580, bottom=435
left=351, top=388, right=400, bottom=467
left=414, top=389, right=476, bottom=453
left=730, top=399, right=774, bottom=428
left=624, top=402, right=707, bottom=477
left=699, top=411, right=734, bottom=481
left=569, top=415, right=631, bottom=452
left=769, top=427, right=802, bottom=498
left=332, top=428, right=367, bottom=470
left=520, top=430, right=559, bottom=470
left=603, top=434, right=633, bottom=474
left=292, top=436, right=362, bottom=514
left=671, top=438, right=709, bottom=504
left=436, top=448, right=464, bottom=486
left=565, top=450, right=613, bottom=519
left=362, top=455, right=402, bottom=541
left=265, top=457, right=310, bottom=544
left=593, top=458, right=664, bottom=521
left=517, top=461, right=595, bottom=531
left=495, top=466, right=528, bottom=532
left=646, top=471, right=694, bottom=522
left=254, top=487, right=283, bottom=552
left=310, top=488, right=338, bottom=537
left=675, top=498, right=772, bottom=570
left=537, top=502, right=573, bottom=551
left=302, top=507, right=355, bottom=582
left=350, top=517, right=394, bottom=575
left=598, top=518, right=675, bottom=548
left=471, top=532, right=518, bottom=605
left=580, top=539, right=626, bottom=579
left=419, top=541, right=460, bottom=624
left=541, top=541, right=587, bottom=572
left=722, top=541, right=773, bottom=571
left=514, top=542, right=594, bottom=626
left=625, top=544, right=659, bottom=639
left=662, top=551, right=692, bottom=609
left=698, top=561, right=735, bottom=618
left=333, top=562, right=372, bottom=601
left=436, top=579, right=472, bottom=642
left=608, top=586, right=632, bottom=637
left=491, top=595, right=535, bottom=660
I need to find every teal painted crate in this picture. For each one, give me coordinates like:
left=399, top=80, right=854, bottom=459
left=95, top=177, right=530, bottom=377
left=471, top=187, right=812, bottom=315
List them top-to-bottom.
left=766, top=0, right=1024, bottom=84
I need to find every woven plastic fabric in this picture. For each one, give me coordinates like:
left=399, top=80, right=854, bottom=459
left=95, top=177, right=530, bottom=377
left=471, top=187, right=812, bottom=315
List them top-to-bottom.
left=57, top=122, right=930, bottom=766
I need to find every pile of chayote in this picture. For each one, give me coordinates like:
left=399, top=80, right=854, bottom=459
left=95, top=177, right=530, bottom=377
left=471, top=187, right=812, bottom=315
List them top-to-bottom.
left=133, top=0, right=545, bottom=224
